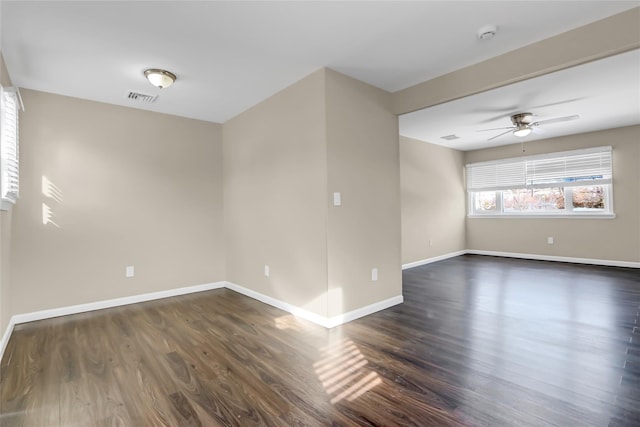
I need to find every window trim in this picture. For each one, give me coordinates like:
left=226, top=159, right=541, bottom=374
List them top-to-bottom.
left=0, top=86, right=20, bottom=210
left=466, top=147, right=615, bottom=219
left=468, top=190, right=616, bottom=218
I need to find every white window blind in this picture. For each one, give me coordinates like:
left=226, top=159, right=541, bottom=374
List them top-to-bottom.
left=1, top=86, right=19, bottom=205
left=466, top=146, right=612, bottom=192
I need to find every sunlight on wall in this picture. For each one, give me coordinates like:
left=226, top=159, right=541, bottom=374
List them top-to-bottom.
left=41, top=176, right=62, bottom=227
left=41, top=176, right=63, bottom=202
left=41, top=203, right=59, bottom=227
left=272, top=286, right=346, bottom=330
left=326, top=286, right=343, bottom=319
left=313, top=338, right=382, bottom=404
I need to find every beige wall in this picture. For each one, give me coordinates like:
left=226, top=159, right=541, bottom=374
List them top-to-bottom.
left=2, top=6, right=636, bottom=335
left=392, top=7, right=640, bottom=115
left=394, top=8, right=639, bottom=266
left=0, top=52, right=13, bottom=332
left=4, top=66, right=403, bottom=329
left=224, top=68, right=402, bottom=319
left=325, top=69, right=401, bottom=316
left=223, top=70, right=330, bottom=317
left=11, top=90, right=225, bottom=315
left=465, top=126, right=640, bottom=263
left=400, top=136, right=465, bottom=265
left=0, top=208, right=10, bottom=332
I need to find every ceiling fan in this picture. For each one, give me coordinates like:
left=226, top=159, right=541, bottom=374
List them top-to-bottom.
left=479, top=112, right=580, bottom=141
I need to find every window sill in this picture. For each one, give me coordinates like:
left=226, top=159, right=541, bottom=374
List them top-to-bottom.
left=0, top=200, right=14, bottom=212
left=468, top=213, right=616, bottom=219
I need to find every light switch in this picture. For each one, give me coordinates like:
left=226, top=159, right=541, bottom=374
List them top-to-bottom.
left=333, top=192, right=341, bottom=206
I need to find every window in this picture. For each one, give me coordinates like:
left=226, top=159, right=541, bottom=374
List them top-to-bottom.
left=0, top=86, right=20, bottom=210
left=467, top=147, right=613, bottom=217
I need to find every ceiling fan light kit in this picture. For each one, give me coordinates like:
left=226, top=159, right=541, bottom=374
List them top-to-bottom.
left=480, top=112, right=580, bottom=141
left=510, top=112, right=533, bottom=125
left=512, top=113, right=533, bottom=137
left=513, top=127, right=532, bottom=137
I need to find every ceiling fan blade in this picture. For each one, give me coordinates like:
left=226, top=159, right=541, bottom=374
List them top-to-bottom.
left=475, top=97, right=584, bottom=124
left=528, top=98, right=585, bottom=110
left=532, top=115, right=580, bottom=126
left=477, top=126, right=515, bottom=132
left=488, top=129, right=514, bottom=141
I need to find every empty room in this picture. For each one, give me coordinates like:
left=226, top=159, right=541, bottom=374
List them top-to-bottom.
left=0, top=2, right=639, bottom=426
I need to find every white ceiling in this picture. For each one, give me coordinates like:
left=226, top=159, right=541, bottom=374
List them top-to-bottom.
left=2, top=1, right=638, bottom=126
left=400, top=49, right=640, bottom=151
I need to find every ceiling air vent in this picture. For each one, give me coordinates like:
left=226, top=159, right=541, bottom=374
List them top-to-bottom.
left=126, top=91, right=157, bottom=103
left=440, top=134, right=460, bottom=141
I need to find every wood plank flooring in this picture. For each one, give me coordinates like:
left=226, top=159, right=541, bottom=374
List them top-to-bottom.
left=1, top=255, right=639, bottom=426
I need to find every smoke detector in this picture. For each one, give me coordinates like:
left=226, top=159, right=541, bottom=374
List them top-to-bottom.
left=477, top=25, right=498, bottom=41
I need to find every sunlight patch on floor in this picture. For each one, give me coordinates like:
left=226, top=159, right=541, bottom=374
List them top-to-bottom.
left=274, top=314, right=304, bottom=331
left=314, top=338, right=382, bottom=404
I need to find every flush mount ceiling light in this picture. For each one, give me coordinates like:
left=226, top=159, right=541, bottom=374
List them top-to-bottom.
left=144, top=69, right=176, bottom=89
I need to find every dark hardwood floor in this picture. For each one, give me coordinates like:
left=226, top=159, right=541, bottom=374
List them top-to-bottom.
left=1, top=255, right=639, bottom=426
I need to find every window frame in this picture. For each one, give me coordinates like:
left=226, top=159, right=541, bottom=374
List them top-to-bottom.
left=0, top=86, right=20, bottom=210
left=466, top=147, right=615, bottom=219
left=468, top=185, right=614, bottom=218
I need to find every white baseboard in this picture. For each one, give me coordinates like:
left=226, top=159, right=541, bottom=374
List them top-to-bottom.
left=5, top=247, right=632, bottom=360
left=401, top=249, right=639, bottom=270
left=402, top=250, right=467, bottom=270
left=466, top=250, right=640, bottom=268
left=1, top=280, right=404, bottom=362
left=0, top=281, right=226, bottom=362
left=11, top=281, right=227, bottom=325
left=224, top=281, right=331, bottom=327
left=225, top=281, right=403, bottom=329
left=324, top=295, right=404, bottom=328
left=0, top=317, right=16, bottom=363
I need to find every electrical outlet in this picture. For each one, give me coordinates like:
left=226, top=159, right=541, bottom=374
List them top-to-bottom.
left=547, top=237, right=554, bottom=245
left=429, top=239, right=433, bottom=247
left=126, top=265, right=134, bottom=278
left=264, top=265, right=270, bottom=277
left=371, top=268, right=378, bottom=281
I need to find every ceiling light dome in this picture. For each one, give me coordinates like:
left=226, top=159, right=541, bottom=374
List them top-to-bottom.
left=144, top=69, right=176, bottom=89
left=513, top=126, right=532, bottom=137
